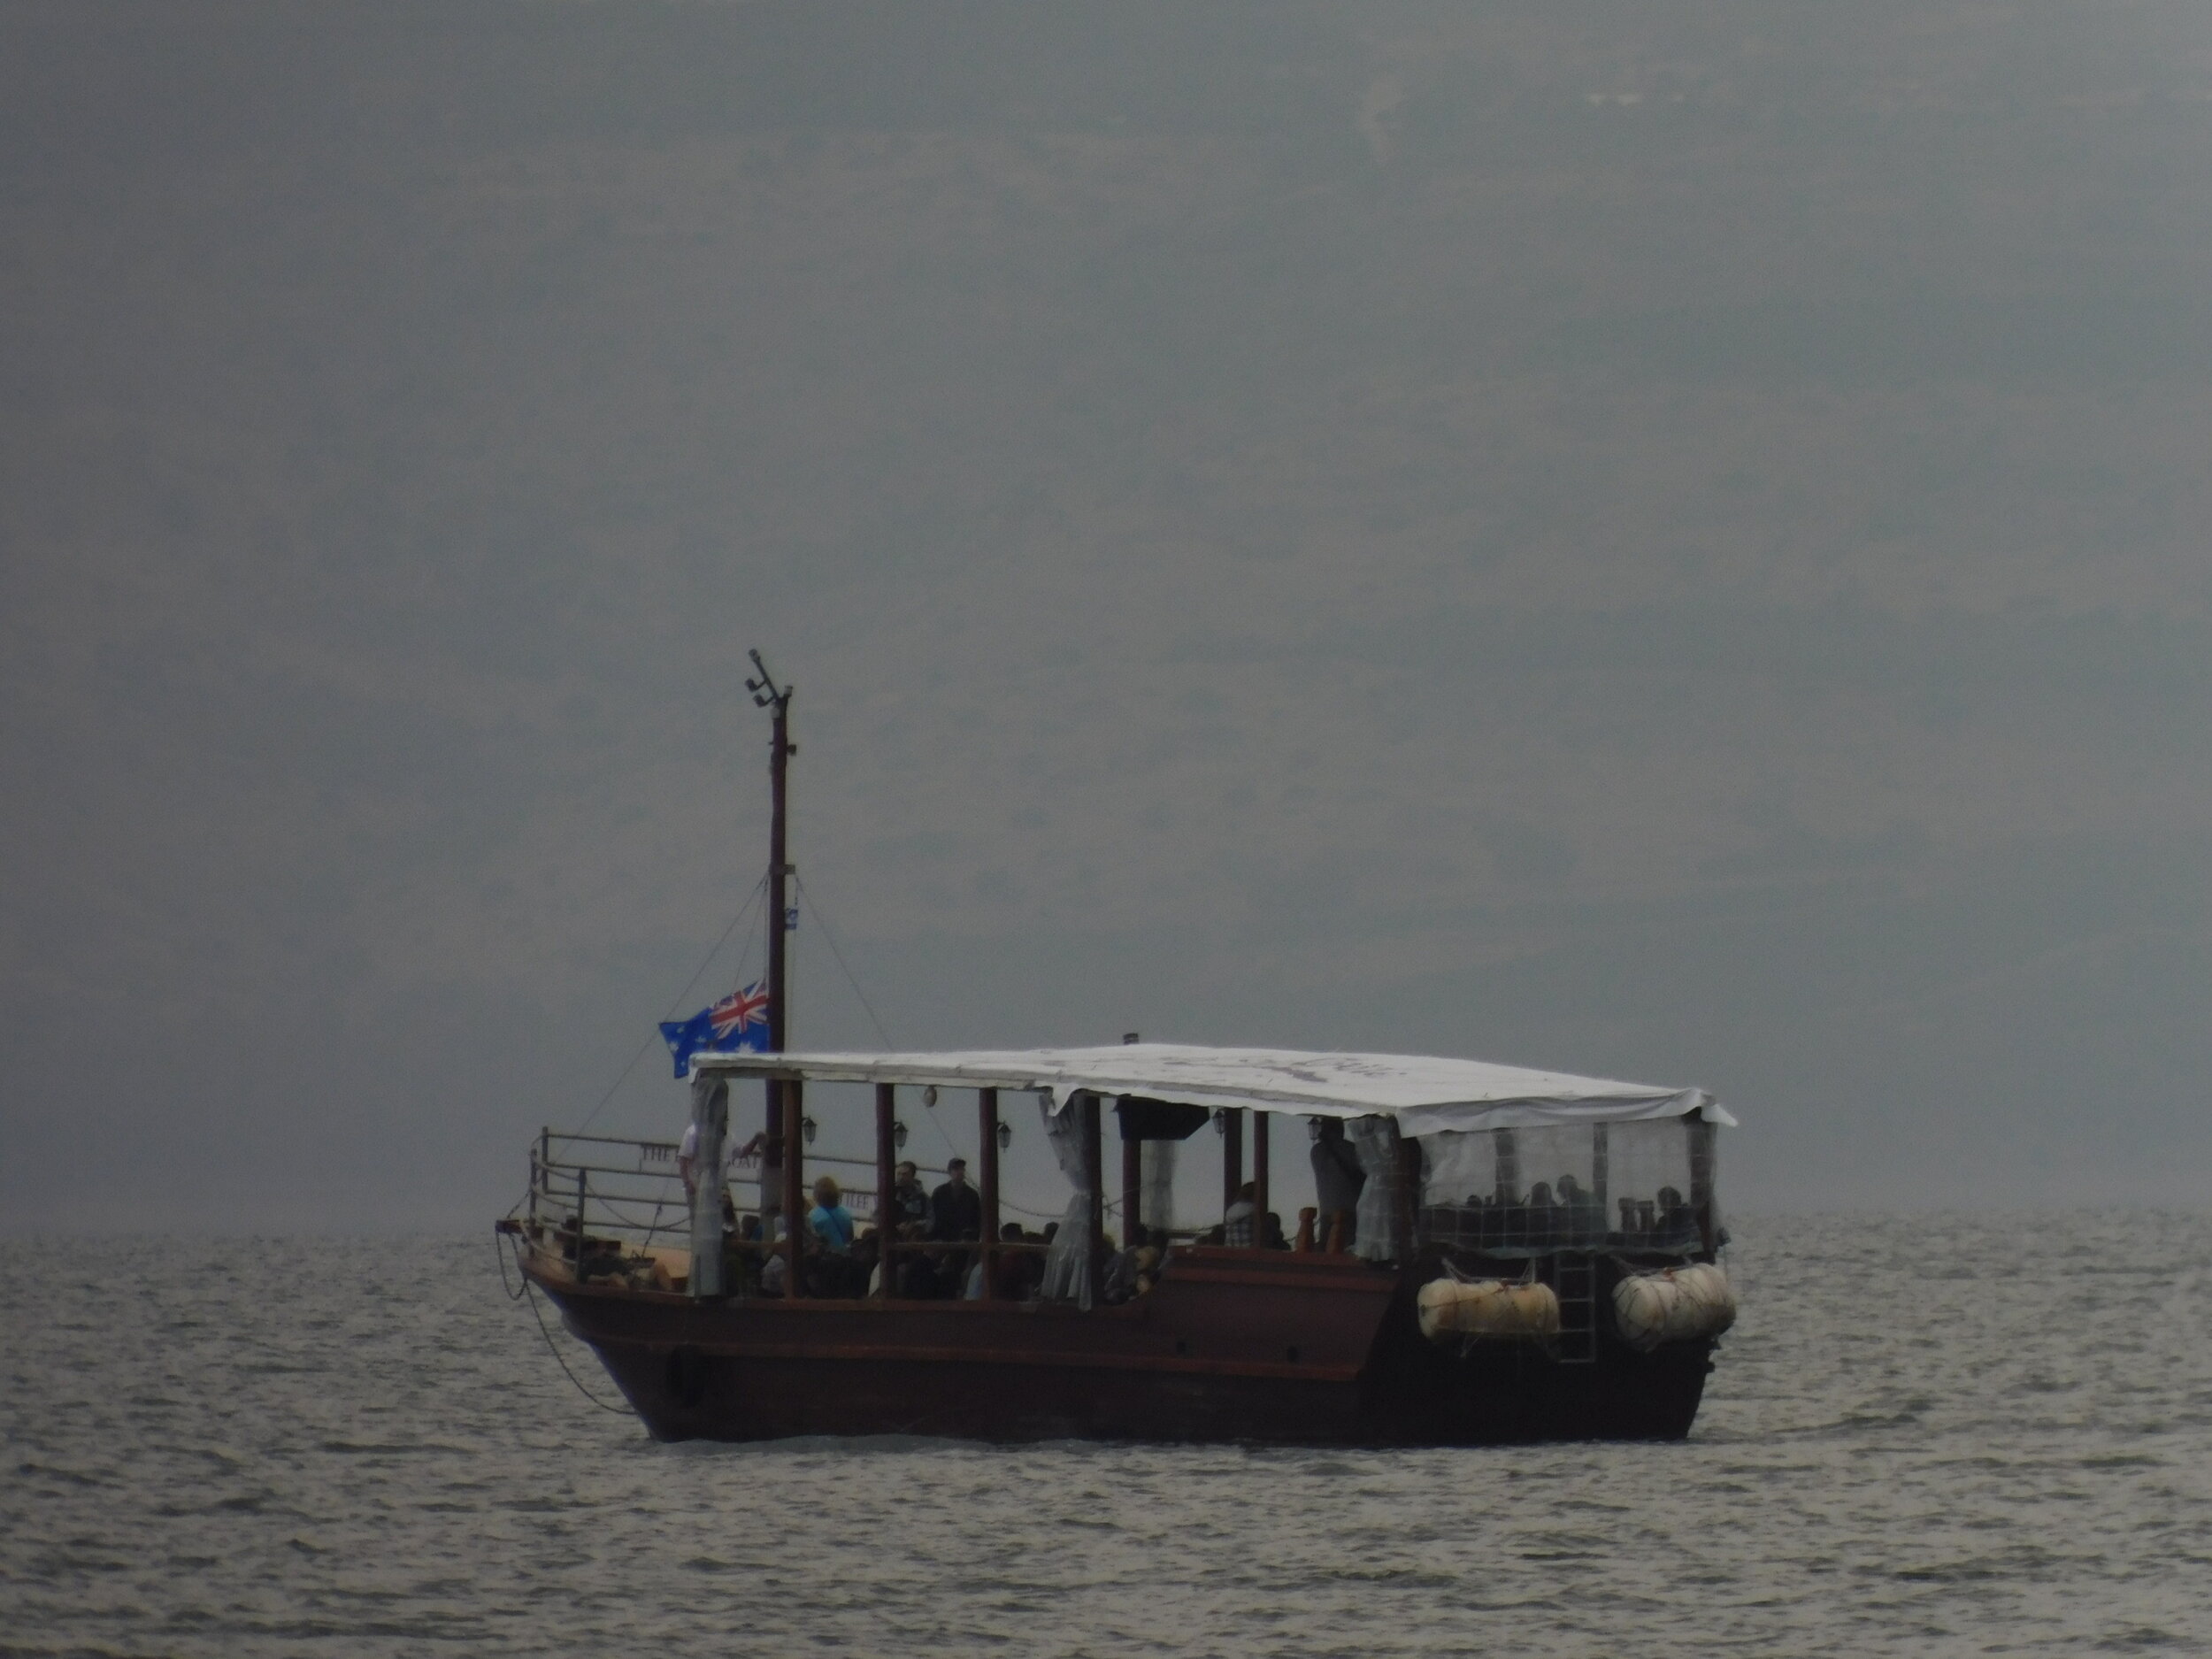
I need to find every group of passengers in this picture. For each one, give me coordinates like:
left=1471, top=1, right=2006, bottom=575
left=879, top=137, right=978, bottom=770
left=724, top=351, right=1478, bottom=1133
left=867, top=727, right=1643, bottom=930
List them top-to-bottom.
left=727, top=1148, right=1394, bottom=1302
left=873, top=1155, right=1049, bottom=1301
left=733, top=1156, right=1055, bottom=1300
left=1425, top=1177, right=1700, bottom=1248
left=1201, top=1181, right=1290, bottom=1251
left=1100, top=1228, right=1161, bottom=1303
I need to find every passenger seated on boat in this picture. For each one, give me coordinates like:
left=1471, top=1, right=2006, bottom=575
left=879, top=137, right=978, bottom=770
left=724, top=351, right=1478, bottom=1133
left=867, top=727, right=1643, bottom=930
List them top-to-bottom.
left=883, top=1162, right=928, bottom=1296
left=1555, top=1174, right=1601, bottom=1243
left=809, top=1176, right=856, bottom=1252
left=804, top=1177, right=870, bottom=1297
left=1223, top=1181, right=1257, bottom=1247
left=1524, top=1182, right=1558, bottom=1244
left=1653, top=1187, right=1698, bottom=1248
left=1262, top=1211, right=1289, bottom=1250
left=759, top=1217, right=788, bottom=1296
left=993, top=1223, right=1042, bottom=1301
left=1102, top=1234, right=1164, bottom=1303
left=575, top=1236, right=626, bottom=1282
left=1133, top=1245, right=1162, bottom=1296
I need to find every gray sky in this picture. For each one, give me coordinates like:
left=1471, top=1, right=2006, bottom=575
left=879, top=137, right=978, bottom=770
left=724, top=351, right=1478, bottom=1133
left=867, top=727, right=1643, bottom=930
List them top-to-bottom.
left=4, top=0, right=2210, bottom=1233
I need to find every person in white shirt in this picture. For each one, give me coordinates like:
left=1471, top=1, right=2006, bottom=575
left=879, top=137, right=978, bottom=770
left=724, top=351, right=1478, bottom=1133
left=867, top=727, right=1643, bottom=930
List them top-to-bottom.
left=678, top=1122, right=762, bottom=1200
left=1223, top=1180, right=1257, bottom=1248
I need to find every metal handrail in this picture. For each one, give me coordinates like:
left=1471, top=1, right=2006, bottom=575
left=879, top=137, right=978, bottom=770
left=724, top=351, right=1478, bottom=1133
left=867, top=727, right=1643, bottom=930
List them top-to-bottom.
left=525, top=1131, right=1079, bottom=1294
left=526, top=1132, right=921, bottom=1256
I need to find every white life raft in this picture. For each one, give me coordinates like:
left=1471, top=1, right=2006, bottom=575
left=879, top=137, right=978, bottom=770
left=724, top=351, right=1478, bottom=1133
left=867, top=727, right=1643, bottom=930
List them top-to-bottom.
left=1611, top=1262, right=1736, bottom=1351
left=1416, top=1276, right=1561, bottom=1344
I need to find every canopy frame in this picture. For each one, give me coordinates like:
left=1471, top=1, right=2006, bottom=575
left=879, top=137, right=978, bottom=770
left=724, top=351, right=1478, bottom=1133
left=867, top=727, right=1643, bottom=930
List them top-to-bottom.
left=692, top=1042, right=1734, bottom=1137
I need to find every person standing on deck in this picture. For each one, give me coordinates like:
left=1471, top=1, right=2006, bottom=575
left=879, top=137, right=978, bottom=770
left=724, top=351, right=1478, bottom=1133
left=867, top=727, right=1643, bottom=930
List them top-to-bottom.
left=1310, top=1118, right=1365, bottom=1251
left=678, top=1125, right=761, bottom=1201
left=928, top=1156, right=984, bottom=1297
left=888, top=1161, right=930, bottom=1235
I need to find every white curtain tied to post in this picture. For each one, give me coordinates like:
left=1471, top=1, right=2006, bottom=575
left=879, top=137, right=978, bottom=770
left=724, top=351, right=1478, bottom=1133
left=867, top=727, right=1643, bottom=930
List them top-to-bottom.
left=687, top=1072, right=730, bottom=1298
left=1038, top=1094, right=1094, bottom=1310
left=1349, top=1115, right=1407, bottom=1263
left=1141, top=1139, right=1177, bottom=1240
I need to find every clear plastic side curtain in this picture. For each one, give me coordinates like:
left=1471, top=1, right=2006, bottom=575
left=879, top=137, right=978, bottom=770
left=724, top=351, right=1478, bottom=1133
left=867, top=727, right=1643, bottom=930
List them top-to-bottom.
left=1038, top=1094, right=1094, bottom=1310
left=1348, top=1115, right=1407, bottom=1263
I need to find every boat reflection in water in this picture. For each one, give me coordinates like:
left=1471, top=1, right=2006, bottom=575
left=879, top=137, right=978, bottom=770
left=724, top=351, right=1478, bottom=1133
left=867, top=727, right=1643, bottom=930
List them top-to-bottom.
left=504, top=1044, right=1739, bottom=1445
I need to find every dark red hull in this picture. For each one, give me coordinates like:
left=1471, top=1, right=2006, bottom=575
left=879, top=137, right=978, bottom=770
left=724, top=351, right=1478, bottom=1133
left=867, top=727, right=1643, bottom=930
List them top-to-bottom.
left=532, top=1248, right=1715, bottom=1446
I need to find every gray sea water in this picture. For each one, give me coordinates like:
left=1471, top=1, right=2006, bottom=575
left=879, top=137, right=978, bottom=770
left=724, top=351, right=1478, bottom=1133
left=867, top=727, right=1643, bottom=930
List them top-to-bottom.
left=5, top=1213, right=2211, bottom=1656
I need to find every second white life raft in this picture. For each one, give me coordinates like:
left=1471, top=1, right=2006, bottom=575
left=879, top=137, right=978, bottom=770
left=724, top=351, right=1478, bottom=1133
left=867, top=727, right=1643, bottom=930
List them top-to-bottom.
left=1611, top=1262, right=1737, bottom=1351
left=1416, top=1277, right=1561, bottom=1344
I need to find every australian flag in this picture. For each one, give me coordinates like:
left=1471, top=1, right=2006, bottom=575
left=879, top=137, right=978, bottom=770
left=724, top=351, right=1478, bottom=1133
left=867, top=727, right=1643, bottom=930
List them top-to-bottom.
left=659, top=980, right=770, bottom=1078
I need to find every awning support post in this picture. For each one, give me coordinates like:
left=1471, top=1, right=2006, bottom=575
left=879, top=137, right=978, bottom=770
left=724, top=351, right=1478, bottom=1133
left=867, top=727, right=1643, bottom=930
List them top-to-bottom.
left=782, top=1078, right=805, bottom=1297
left=759, top=1082, right=783, bottom=1259
left=874, top=1082, right=896, bottom=1300
left=978, top=1087, right=1001, bottom=1298
left=1081, top=1092, right=1104, bottom=1304
left=1119, top=1106, right=1142, bottom=1246
left=1250, top=1110, right=1270, bottom=1249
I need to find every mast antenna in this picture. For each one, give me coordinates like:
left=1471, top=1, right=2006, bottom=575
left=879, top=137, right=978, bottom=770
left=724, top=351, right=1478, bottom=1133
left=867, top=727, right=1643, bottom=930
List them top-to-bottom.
left=745, top=648, right=788, bottom=711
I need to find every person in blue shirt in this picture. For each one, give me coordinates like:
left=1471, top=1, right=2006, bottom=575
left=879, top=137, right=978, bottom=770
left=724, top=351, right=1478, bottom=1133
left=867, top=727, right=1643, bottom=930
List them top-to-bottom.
left=807, top=1174, right=869, bottom=1297
left=809, top=1175, right=856, bottom=1251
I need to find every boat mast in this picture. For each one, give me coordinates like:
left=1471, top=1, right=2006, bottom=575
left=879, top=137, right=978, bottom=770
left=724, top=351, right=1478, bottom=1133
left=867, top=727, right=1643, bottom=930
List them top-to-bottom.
left=746, top=649, right=794, bottom=1052
left=747, top=649, right=798, bottom=1283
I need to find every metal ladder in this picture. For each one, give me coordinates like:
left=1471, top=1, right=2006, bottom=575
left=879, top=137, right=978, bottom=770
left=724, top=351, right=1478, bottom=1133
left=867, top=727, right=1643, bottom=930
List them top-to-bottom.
left=1553, top=1253, right=1598, bottom=1363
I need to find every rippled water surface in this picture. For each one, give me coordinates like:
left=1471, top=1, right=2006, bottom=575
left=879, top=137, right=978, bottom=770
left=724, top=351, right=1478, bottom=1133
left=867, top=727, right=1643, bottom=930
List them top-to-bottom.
left=6, top=1214, right=2212, bottom=1655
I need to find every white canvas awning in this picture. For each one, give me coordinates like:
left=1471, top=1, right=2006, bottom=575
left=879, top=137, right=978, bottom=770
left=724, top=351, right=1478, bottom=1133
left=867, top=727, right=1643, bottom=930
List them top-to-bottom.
left=693, top=1042, right=1734, bottom=1135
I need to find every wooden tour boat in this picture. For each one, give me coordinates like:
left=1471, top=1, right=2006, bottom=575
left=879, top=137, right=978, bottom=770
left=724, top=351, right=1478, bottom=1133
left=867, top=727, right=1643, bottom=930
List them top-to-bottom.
left=503, top=656, right=1739, bottom=1445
